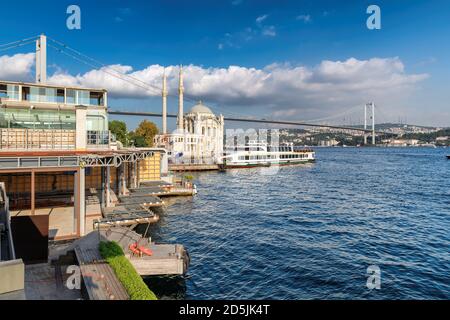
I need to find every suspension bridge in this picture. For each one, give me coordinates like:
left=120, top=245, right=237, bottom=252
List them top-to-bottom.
left=0, top=34, right=397, bottom=143
left=108, top=110, right=384, bottom=134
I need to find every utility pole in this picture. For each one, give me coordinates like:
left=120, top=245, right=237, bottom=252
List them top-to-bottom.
left=35, top=34, right=47, bottom=83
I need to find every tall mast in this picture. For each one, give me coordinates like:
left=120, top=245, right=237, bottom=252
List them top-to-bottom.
left=177, top=65, right=184, bottom=130
left=162, top=69, right=168, bottom=134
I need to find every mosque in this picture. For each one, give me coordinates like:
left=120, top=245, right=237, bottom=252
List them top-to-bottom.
left=153, top=67, right=224, bottom=164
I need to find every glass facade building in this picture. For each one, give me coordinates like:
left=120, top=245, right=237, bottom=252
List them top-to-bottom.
left=0, top=81, right=110, bottom=149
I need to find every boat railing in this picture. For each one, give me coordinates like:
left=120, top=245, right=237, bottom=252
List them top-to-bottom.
left=293, top=148, right=314, bottom=153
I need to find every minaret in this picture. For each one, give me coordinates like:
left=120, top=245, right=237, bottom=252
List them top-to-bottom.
left=177, top=65, right=184, bottom=131
left=162, top=69, right=168, bottom=134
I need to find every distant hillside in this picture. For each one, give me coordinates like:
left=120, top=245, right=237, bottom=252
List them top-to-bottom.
left=348, top=123, right=443, bottom=130
left=402, top=128, right=450, bottom=142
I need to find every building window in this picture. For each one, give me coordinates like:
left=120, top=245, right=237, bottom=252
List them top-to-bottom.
left=0, top=84, right=19, bottom=100
left=66, top=89, right=76, bottom=104
left=77, top=90, right=90, bottom=105
left=89, top=91, right=104, bottom=106
left=0, top=108, right=76, bottom=130
left=86, top=113, right=107, bottom=131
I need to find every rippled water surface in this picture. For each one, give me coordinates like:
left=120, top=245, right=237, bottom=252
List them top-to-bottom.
left=144, top=148, right=450, bottom=299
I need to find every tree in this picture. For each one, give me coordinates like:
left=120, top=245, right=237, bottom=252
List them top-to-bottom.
left=109, top=120, right=128, bottom=146
left=134, top=120, right=159, bottom=147
left=128, top=132, right=147, bottom=147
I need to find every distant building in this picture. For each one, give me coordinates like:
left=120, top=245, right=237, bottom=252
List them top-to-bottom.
left=154, top=67, right=224, bottom=164
left=319, top=139, right=339, bottom=147
left=384, top=139, right=420, bottom=146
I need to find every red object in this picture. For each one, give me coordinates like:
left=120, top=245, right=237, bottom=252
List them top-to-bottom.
left=129, top=242, right=152, bottom=256
left=129, top=243, right=141, bottom=256
left=139, top=246, right=153, bottom=256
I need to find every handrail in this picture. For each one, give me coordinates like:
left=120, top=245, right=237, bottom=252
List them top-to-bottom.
left=0, top=128, right=76, bottom=150
left=0, top=182, right=15, bottom=260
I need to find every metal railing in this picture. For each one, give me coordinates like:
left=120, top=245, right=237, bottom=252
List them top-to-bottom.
left=0, top=128, right=75, bottom=150
left=169, top=156, right=218, bottom=165
left=0, top=182, right=15, bottom=260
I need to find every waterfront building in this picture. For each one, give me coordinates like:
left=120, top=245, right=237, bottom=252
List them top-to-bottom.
left=0, top=35, right=167, bottom=246
left=153, top=67, right=224, bottom=164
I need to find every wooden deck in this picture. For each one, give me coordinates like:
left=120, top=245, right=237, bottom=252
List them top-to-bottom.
left=95, top=193, right=163, bottom=228
left=100, top=227, right=190, bottom=276
left=128, top=244, right=187, bottom=276
left=74, top=245, right=129, bottom=300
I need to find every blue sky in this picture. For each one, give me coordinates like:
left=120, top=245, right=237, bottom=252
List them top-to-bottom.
left=1, top=0, right=449, bottom=128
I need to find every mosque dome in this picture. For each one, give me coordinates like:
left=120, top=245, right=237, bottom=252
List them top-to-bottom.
left=189, top=101, right=213, bottom=114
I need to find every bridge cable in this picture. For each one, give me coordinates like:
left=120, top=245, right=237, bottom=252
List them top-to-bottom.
left=0, top=36, right=39, bottom=48
left=0, top=40, right=38, bottom=53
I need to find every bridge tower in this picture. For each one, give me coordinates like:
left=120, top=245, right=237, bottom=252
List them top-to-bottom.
left=35, top=34, right=47, bottom=83
left=364, top=102, right=376, bottom=145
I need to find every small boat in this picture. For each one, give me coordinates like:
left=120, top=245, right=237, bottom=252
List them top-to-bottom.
left=447, top=155, right=450, bottom=159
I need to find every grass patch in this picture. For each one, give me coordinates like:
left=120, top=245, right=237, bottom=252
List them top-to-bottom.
left=99, top=241, right=157, bottom=300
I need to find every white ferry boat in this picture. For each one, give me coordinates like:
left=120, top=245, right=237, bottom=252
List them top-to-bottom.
left=220, top=141, right=315, bottom=169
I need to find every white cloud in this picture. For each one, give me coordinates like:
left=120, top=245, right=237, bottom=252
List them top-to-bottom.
left=115, top=7, right=132, bottom=23
left=219, top=13, right=276, bottom=49
left=256, top=14, right=268, bottom=25
left=296, top=14, right=312, bottom=23
left=262, top=26, right=276, bottom=37
left=218, top=27, right=256, bottom=49
left=0, top=53, right=35, bottom=81
left=0, top=53, right=427, bottom=121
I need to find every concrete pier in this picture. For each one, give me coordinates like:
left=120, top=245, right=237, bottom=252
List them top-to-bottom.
left=169, top=164, right=219, bottom=171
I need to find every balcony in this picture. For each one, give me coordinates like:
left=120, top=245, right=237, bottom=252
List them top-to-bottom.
left=0, top=81, right=107, bottom=109
left=0, top=128, right=75, bottom=150
left=0, top=128, right=112, bottom=151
